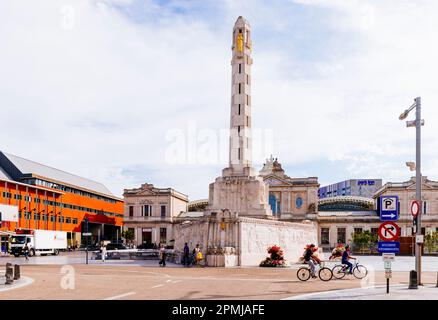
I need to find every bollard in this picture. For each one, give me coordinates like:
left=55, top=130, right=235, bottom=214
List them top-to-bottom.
left=5, top=263, right=14, bottom=285
left=13, top=264, right=20, bottom=280
left=409, top=270, right=418, bottom=289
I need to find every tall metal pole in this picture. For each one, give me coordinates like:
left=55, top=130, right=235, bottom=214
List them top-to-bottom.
left=415, top=96, right=422, bottom=285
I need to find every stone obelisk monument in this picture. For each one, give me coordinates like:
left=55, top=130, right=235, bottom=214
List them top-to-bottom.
left=208, top=16, right=272, bottom=218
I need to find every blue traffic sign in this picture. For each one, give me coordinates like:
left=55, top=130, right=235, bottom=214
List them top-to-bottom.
left=380, top=196, right=399, bottom=221
left=378, top=241, right=400, bottom=253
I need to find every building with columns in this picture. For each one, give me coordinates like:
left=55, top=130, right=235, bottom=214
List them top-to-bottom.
left=259, top=156, right=319, bottom=221
left=373, top=176, right=438, bottom=237
left=123, top=184, right=188, bottom=247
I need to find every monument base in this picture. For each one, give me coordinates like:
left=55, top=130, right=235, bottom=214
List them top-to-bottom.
left=208, top=171, right=272, bottom=218
left=173, top=211, right=317, bottom=267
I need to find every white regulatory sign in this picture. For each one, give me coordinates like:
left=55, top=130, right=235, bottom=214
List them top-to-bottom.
left=416, top=235, right=424, bottom=244
left=382, top=253, right=395, bottom=262
left=384, top=261, right=392, bottom=270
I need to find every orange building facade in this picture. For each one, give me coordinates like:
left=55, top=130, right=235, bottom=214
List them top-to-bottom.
left=0, top=151, right=123, bottom=249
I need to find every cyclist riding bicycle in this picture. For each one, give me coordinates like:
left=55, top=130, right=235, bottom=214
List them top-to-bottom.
left=303, top=244, right=321, bottom=278
left=342, top=245, right=356, bottom=274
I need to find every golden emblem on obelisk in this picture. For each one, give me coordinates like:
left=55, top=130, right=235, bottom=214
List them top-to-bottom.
left=237, top=32, right=244, bottom=52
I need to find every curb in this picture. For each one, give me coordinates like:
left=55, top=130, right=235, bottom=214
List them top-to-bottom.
left=0, top=276, right=34, bottom=293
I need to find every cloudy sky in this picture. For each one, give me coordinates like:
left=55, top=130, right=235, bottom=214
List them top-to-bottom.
left=1, top=0, right=438, bottom=200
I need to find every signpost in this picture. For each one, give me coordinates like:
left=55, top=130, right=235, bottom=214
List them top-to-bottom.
left=379, top=196, right=400, bottom=293
left=380, top=196, right=399, bottom=221
left=411, top=200, right=420, bottom=234
left=84, top=218, right=89, bottom=265
left=378, top=221, right=400, bottom=242
left=378, top=241, right=400, bottom=253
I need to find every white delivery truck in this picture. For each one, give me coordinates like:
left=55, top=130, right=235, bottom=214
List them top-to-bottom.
left=10, top=230, right=67, bottom=257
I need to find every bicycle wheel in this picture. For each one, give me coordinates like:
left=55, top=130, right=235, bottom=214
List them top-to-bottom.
left=332, top=265, right=347, bottom=279
left=353, top=265, right=368, bottom=279
left=297, top=267, right=311, bottom=281
left=318, top=267, right=333, bottom=281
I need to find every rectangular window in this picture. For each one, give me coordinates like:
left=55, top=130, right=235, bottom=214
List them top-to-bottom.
left=239, top=63, right=241, bottom=74
left=238, top=83, right=241, bottom=94
left=238, top=104, right=241, bottom=115
left=237, top=126, right=240, bottom=135
left=238, top=148, right=240, bottom=160
left=25, top=196, right=31, bottom=202
left=423, top=201, right=427, bottom=215
left=143, top=205, right=151, bottom=217
left=161, top=205, right=166, bottom=218
left=129, top=206, right=134, bottom=217
left=24, top=212, right=31, bottom=220
left=34, top=214, right=40, bottom=221
left=42, top=214, right=48, bottom=221
left=50, top=216, right=55, bottom=222
left=58, top=216, right=64, bottom=223
left=65, top=217, right=71, bottom=224
left=73, top=218, right=78, bottom=224
left=160, top=227, right=167, bottom=244
left=321, top=228, right=330, bottom=245
left=337, top=228, right=346, bottom=244
left=354, top=228, right=363, bottom=234
left=371, top=228, right=378, bottom=236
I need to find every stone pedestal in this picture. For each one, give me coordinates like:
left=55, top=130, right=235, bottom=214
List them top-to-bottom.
left=208, top=174, right=272, bottom=219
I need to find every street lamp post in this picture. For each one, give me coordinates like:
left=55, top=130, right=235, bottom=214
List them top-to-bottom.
left=399, top=96, right=424, bottom=286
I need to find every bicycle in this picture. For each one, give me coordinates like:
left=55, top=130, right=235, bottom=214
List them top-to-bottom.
left=332, top=260, right=368, bottom=279
left=297, top=261, right=333, bottom=281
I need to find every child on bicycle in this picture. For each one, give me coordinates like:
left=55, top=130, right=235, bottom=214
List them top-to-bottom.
left=342, top=245, right=356, bottom=274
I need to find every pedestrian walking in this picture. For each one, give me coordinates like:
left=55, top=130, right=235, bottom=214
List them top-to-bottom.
left=23, top=243, right=29, bottom=261
left=183, top=243, right=190, bottom=267
left=101, top=244, right=107, bottom=262
left=194, top=244, right=203, bottom=267
left=159, top=245, right=166, bottom=267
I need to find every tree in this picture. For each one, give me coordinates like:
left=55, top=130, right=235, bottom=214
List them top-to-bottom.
left=121, top=229, right=135, bottom=244
left=352, top=230, right=378, bottom=254
left=424, top=231, right=438, bottom=254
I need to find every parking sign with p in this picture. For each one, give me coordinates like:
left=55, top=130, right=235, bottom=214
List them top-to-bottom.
left=380, top=196, right=399, bottom=221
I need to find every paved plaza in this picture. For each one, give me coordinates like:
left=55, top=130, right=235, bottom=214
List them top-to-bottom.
left=0, top=252, right=436, bottom=299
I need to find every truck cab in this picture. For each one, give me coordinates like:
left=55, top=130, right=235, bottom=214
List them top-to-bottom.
left=9, top=230, right=67, bottom=257
left=10, top=234, right=35, bottom=257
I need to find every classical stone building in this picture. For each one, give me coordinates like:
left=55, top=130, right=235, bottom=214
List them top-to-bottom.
left=259, top=156, right=319, bottom=221
left=373, top=176, right=438, bottom=237
left=123, top=184, right=188, bottom=246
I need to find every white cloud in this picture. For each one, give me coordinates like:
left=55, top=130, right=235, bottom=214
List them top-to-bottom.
left=1, top=0, right=438, bottom=200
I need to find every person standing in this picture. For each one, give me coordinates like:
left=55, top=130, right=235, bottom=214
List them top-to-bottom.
left=23, top=243, right=29, bottom=261
left=183, top=243, right=190, bottom=267
left=101, top=244, right=107, bottom=262
left=194, top=244, right=202, bottom=267
left=159, top=245, right=166, bottom=267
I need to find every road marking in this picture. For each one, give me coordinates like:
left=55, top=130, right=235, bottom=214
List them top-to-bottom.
left=151, top=284, right=164, bottom=288
left=104, top=291, right=136, bottom=300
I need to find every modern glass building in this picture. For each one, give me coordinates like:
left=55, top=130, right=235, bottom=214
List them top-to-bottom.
left=318, top=179, right=382, bottom=199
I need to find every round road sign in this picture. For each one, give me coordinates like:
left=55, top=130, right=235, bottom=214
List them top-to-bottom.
left=411, top=200, right=420, bottom=217
left=378, top=221, right=400, bottom=241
